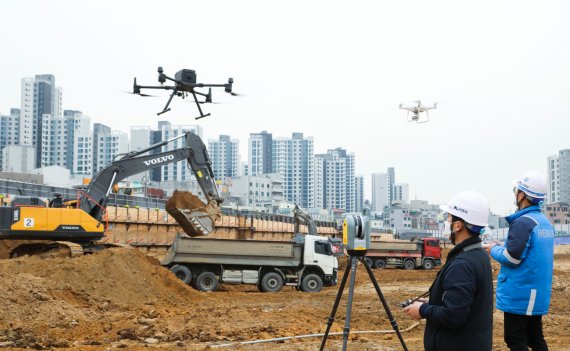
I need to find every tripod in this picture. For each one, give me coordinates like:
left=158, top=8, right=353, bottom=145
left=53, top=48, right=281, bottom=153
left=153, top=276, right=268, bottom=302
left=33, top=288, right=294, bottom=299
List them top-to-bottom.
left=319, top=252, right=409, bottom=351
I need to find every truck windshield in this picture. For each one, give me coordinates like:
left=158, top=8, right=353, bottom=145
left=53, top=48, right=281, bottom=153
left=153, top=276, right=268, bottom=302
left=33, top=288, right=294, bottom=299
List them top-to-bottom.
left=314, top=241, right=332, bottom=255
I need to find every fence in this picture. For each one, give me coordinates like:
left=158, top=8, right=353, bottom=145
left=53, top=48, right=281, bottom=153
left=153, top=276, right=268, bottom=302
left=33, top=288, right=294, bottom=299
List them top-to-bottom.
left=0, top=178, right=339, bottom=230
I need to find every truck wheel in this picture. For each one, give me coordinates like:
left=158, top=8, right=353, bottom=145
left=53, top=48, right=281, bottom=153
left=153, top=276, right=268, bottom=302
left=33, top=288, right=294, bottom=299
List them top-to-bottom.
left=364, top=257, right=374, bottom=268
left=374, top=259, right=386, bottom=269
left=403, top=259, right=415, bottom=270
left=422, top=259, right=434, bottom=270
left=170, top=265, right=192, bottom=284
left=195, top=272, right=219, bottom=292
left=260, top=272, right=284, bottom=293
left=301, top=274, right=323, bottom=293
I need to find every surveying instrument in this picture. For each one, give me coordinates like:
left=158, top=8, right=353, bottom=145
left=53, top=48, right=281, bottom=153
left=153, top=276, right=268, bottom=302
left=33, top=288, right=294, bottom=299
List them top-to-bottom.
left=319, top=208, right=409, bottom=351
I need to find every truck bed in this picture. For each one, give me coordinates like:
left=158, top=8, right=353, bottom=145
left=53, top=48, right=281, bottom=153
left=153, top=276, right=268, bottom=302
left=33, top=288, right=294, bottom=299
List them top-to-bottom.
left=162, top=237, right=303, bottom=267
left=369, top=241, right=420, bottom=252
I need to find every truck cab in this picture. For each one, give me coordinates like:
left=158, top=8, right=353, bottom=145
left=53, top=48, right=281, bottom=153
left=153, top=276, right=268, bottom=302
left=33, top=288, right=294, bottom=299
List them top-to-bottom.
left=303, top=235, right=339, bottom=287
left=421, top=237, right=441, bottom=261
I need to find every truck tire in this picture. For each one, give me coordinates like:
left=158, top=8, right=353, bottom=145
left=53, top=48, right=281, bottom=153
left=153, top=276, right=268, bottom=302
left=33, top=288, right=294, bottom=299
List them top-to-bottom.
left=364, top=257, right=374, bottom=268
left=374, top=259, right=386, bottom=269
left=403, top=259, right=415, bottom=270
left=422, top=259, right=434, bottom=270
left=170, top=265, right=192, bottom=285
left=195, top=271, right=219, bottom=292
left=260, top=272, right=284, bottom=293
left=301, top=274, right=323, bottom=293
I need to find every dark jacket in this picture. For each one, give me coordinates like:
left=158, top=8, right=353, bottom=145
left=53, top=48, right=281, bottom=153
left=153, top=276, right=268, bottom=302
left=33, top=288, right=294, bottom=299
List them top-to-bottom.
left=419, top=236, right=493, bottom=351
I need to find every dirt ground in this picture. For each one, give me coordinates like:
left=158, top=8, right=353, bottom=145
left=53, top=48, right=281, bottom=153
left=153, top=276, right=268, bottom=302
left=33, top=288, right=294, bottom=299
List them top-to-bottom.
left=0, top=246, right=569, bottom=351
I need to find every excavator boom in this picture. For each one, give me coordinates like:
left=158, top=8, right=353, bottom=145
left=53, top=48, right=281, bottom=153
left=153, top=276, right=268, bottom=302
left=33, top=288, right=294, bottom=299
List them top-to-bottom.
left=80, top=131, right=222, bottom=236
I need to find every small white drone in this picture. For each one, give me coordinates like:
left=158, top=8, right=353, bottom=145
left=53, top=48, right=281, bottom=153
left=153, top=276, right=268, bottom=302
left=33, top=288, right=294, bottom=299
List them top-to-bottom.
left=399, top=100, right=437, bottom=123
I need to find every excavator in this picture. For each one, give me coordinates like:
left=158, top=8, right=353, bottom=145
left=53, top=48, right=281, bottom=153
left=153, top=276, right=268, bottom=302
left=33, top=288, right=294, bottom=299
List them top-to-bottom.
left=0, top=132, right=222, bottom=258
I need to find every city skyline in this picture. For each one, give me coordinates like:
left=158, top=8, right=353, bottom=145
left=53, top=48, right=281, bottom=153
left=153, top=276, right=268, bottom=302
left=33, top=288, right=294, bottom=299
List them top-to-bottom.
left=1, top=1, right=569, bottom=214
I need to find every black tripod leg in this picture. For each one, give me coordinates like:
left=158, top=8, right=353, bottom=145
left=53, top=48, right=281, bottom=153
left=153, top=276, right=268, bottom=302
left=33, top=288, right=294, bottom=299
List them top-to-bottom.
left=319, top=257, right=351, bottom=351
left=342, top=257, right=359, bottom=351
left=362, top=258, right=409, bottom=351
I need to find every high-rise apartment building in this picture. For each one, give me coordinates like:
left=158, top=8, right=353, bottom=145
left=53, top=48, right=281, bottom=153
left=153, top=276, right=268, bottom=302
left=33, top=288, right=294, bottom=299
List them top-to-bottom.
left=20, top=74, right=62, bottom=167
left=0, top=109, right=20, bottom=167
left=63, top=110, right=91, bottom=170
left=40, top=111, right=90, bottom=169
left=156, top=122, right=202, bottom=182
left=92, top=124, right=128, bottom=174
left=128, top=126, right=153, bottom=182
left=130, top=126, right=152, bottom=152
left=249, top=130, right=273, bottom=176
left=272, top=132, right=314, bottom=209
left=73, top=134, right=93, bottom=176
left=209, top=135, right=240, bottom=180
left=1, top=145, right=35, bottom=173
left=314, top=148, right=355, bottom=212
left=548, top=149, right=570, bottom=204
left=559, top=150, right=570, bottom=203
left=547, top=155, right=560, bottom=204
left=371, top=167, right=396, bottom=211
left=387, top=167, right=395, bottom=203
left=372, top=172, right=390, bottom=212
left=355, top=175, right=364, bottom=212
left=394, top=183, right=410, bottom=204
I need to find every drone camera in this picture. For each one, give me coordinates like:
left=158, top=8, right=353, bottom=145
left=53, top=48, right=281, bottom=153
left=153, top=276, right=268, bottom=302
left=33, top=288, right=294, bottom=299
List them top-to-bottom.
left=175, top=69, right=197, bottom=85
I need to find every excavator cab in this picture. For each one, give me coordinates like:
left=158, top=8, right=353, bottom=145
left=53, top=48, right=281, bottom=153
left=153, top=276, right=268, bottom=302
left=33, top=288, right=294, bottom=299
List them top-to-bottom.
left=49, top=194, right=64, bottom=208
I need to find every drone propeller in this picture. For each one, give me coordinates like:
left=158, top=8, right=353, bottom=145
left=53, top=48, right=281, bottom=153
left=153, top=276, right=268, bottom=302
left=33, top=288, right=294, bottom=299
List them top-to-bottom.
left=122, top=90, right=156, bottom=97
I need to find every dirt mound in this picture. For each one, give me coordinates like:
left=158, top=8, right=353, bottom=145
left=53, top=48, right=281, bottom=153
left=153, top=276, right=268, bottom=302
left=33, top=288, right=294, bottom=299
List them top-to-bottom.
left=0, top=248, right=203, bottom=349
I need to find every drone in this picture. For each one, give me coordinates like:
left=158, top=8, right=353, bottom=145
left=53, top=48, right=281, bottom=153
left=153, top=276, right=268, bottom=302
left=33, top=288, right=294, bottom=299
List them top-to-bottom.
left=132, top=67, right=236, bottom=119
left=399, top=100, right=437, bottom=123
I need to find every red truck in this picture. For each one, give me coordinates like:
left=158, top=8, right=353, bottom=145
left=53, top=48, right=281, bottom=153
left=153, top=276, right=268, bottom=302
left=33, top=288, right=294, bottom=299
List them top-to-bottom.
left=365, top=237, right=442, bottom=270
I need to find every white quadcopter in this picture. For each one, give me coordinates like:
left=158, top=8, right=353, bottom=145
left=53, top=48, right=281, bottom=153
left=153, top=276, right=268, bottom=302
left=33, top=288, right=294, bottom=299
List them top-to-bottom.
left=399, top=100, right=437, bottom=123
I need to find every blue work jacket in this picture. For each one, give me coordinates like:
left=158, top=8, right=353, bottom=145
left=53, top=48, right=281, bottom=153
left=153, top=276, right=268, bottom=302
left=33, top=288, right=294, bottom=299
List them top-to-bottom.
left=491, top=205, right=554, bottom=316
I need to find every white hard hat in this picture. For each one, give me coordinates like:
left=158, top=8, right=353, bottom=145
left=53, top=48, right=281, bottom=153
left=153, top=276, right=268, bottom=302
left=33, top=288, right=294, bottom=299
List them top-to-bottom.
left=513, top=170, right=547, bottom=199
left=439, top=190, right=489, bottom=227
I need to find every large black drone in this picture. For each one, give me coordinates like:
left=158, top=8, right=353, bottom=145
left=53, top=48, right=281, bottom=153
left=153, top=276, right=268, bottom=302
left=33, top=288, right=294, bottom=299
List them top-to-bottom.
left=132, top=67, right=236, bottom=119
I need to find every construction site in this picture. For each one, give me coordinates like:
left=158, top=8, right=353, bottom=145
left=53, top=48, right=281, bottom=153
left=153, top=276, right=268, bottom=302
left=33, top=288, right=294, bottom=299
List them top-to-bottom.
left=0, top=124, right=568, bottom=350
left=0, top=188, right=569, bottom=350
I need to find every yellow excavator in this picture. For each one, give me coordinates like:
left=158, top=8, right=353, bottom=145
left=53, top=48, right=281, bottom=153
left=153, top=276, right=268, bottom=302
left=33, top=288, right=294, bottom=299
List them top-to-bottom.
left=0, top=132, right=223, bottom=258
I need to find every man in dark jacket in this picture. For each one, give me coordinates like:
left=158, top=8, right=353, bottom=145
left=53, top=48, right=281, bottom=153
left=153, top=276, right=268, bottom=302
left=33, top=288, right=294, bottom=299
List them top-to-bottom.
left=403, top=190, right=493, bottom=351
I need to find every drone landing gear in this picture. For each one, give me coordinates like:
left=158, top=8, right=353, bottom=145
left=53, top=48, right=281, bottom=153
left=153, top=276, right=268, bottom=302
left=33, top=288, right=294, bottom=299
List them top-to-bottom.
left=192, top=91, right=210, bottom=120
left=319, top=254, right=409, bottom=351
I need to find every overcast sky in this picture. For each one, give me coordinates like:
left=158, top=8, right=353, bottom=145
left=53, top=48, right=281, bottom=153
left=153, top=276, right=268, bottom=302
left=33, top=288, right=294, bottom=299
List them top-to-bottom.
left=1, top=1, right=569, bottom=215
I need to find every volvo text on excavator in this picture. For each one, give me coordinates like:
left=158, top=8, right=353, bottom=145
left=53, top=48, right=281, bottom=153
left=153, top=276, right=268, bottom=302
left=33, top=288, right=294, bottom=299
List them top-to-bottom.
left=0, top=132, right=222, bottom=258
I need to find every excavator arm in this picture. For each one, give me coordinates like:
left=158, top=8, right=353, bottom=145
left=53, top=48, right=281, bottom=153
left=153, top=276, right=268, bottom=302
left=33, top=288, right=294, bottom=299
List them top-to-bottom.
left=80, top=132, right=222, bottom=236
left=293, top=205, right=318, bottom=236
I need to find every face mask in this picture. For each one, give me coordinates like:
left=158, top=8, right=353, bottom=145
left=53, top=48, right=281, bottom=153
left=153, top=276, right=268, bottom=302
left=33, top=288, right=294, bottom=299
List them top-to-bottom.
left=514, top=190, right=524, bottom=210
left=449, top=221, right=457, bottom=245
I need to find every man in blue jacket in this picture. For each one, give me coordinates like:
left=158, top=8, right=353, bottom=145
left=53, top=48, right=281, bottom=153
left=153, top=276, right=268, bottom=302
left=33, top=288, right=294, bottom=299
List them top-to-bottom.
left=488, top=171, right=555, bottom=351
left=404, top=190, right=493, bottom=351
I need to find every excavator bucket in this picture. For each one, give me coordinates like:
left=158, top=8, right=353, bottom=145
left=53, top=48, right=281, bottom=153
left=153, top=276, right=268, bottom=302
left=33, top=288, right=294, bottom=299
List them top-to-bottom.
left=166, top=190, right=221, bottom=236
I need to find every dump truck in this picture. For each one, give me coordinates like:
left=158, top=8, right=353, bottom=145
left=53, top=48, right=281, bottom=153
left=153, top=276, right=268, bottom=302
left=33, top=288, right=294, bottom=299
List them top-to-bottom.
left=162, top=234, right=339, bottom=292
left=365, top=237, right=441, bottom=270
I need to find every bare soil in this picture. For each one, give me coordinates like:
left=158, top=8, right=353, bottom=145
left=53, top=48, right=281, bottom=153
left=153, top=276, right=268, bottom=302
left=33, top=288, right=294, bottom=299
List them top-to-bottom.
left=0, top=247, right=569, bottom=351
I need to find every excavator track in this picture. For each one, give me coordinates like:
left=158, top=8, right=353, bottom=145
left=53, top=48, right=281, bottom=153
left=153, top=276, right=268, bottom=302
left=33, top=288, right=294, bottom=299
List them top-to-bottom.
left=10, top=241, right=84, bottom=259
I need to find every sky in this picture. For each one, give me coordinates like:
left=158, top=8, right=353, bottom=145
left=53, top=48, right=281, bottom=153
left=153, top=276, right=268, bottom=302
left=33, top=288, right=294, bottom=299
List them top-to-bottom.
left=1, top=1, right=569, bottom=215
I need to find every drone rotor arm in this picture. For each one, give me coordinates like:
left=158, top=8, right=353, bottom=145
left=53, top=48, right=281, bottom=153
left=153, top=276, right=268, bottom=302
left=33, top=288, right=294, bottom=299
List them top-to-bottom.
left=137, top=84, right=176, bottom=91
